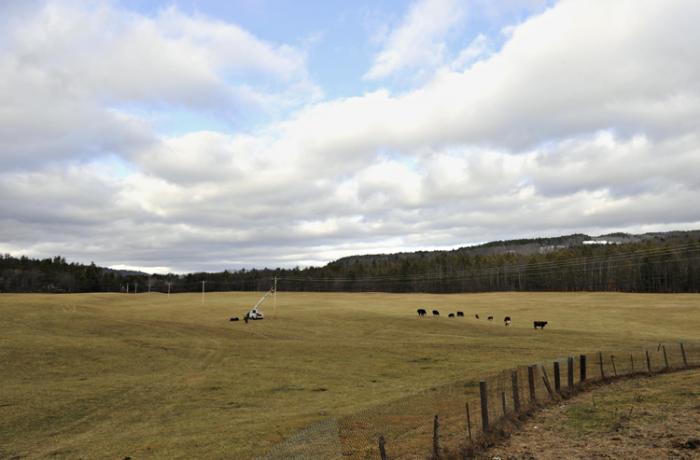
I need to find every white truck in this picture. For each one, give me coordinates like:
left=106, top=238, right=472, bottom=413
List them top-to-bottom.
left=240, top=288, right=273, bottom=323
left=246, top=308, right=264, bottom=320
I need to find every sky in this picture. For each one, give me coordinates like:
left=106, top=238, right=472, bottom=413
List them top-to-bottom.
left=2, top=0, right=700, bottom=274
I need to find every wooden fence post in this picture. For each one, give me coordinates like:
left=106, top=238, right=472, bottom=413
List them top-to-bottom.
left=680, top=342, right=688, bottom=368
left=662, top=345, right=669, bottom=369
left=646, top=350, right=652, bottom=374
left=598, top=351, right=606, bottom=379
left=580, top=354, right=587, bottom=382
left=630, top=354, right=634, bottom=373
left=610, top=355, right=617, bottom=377
left=567, top=357, right=574, bottom=392
left=553, top=361, right=561, bottom=393
left=527, top=366, right=536, bottom=402
left=541, top=366, right=555, bottom=399
left=511, top=371, right=521, bottom=414
left=479, top=381, right=490, bottom=433
left=501, top=391, right=507, bottom=416
left=465, top=402, right=472, bottom=442
left=432, top=415, right=440, bottom=460
left=378, top=435, right=388, bottom=460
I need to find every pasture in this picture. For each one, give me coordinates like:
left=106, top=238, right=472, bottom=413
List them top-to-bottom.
left=1, top=291, right=699, bottom=458
left=481, top=369, right=700, bottom=459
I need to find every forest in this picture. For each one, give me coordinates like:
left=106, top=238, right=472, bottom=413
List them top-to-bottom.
left=2, top=231, right=700, bottom=294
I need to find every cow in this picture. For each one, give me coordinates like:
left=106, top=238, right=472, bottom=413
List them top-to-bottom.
left=417, top=308, right=427, bottom=317
left=432, top=310, right=440, bottom=317
left=456, top=311, right=464, bottom=317
left=448, top=313, right=455, bottom=318
left=475, top=314, right=480, bottom=319
left=230, top=316, right=239, bottom=322
left=487, top=316, right=494, bottom=321
left=504, top=316, right=511, bottom=326
left=534, top=321, right=548, bottom=330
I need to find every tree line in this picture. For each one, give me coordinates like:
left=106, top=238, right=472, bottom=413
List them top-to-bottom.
left=2, top=231, right=700, bottom=294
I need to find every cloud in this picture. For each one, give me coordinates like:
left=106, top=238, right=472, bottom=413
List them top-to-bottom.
left=0, top=0, right=318, bottom=168
left=3, top=0, right=700, bottom=272
left=302, top=0, right=700, bottom=154
left=364, top=0, right=465, bottom=80
left=7, top=2, right=315, bottom=108
left=450, top=34, right=492, bottom=70
left=5, top=128, right=700, bottom=272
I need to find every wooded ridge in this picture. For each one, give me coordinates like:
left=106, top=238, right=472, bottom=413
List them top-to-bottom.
left=2, top=230, right=699, bottom=293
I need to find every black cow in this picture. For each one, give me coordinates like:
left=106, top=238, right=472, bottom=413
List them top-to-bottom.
left=417, top=308, right=427, bottom=317
left=432, top=310, right=440, bottom=317
left=456, top=311, right=464, bottom=317
left=448, top=313, right=455, bottom=318
left=475, top=314, right=480, bottom=319
left=230, top=316, right=239, bottom=322
left=487, top=316, right=494, bottom=321
left=504, top=316, right=511, bottom=326
left=533, top=321, right=548, bottom=329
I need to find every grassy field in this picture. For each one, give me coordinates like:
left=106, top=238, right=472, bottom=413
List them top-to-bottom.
left=1, top=291, right=699, bottom=459
left=481, top=368, right=700, bottom=459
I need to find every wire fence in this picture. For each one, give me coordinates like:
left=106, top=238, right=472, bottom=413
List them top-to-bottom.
left=258, top=341, right=700, bottom=459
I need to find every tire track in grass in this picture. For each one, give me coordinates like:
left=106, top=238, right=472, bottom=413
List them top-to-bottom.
left=26, top=315, right=233, bottom=458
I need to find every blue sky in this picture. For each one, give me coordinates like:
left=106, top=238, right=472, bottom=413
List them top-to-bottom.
left=1, top=0, right=700, bottom=273
left=116, top=0, right=552, bottom=132
left=120, top=0, right=438, bottom=96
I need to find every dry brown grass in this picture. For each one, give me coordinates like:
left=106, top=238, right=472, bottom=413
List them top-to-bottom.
left=1, top=291, right=699, bottom=458
left=480, top=369, right=700, bottom=459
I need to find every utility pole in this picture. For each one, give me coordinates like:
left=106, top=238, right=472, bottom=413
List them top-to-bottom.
left=273, top=276, right=277, bottom=319
left=148, top=278, right=151, bottom=295
left=201, top=280, right=206, bottom=305
left=167, top=281, right=171, bottom=299
left=135, top=282, right=138, bottom=294
left=126, top=283, right=129, bottom=294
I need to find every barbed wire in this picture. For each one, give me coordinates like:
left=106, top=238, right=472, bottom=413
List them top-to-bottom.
left=259, top=341, right=700, bottom=459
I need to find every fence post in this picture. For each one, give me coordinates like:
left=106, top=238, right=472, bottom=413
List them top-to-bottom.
left=680, top=342, right=689, bottom=368
left=662, top=345, right=669, bottom=369
left=646, top=350, right=652, bottom=374
left=598, top=351, right=606, bottom=379
left=580, top=354, right=587, bottom=382
left=630, top=354, right=634, bottom=373
left=610, top=355, right=617, bottom=377
left=567, top=357, right=574, bottom=392
left=553, top=361, right=561, bottom=393
left=527, top=366, right=536, bottom=403
left=541, top=366, right=555, bottom=399
left=511, top=371, right=521, bottom=414
left=479, top=381, right=490, bottom=433
left=501, top=391, right=507, bottom=416
left=465, top=402, right=472, bottom=442
left=432, top=415, right=440, bottom=460
left=378, top=435, right=388, bottom=460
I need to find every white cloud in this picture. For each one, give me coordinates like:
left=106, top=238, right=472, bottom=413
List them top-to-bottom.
left=3, top=0, right=700, bottom=272
left=300, top=0, right=700, bottom=155
left=364, top=0, right=465, bottom=80
left=0, top=1, right=318, bottom=168
left=7, top=2, right=315, bottom=108
left=450, top=34, right=492, bottom=70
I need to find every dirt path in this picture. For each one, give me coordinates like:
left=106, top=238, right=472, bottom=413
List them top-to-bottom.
left=479, top=369, right=700, bottom=460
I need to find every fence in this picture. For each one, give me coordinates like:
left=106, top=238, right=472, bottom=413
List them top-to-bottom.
left=258, top=341, right=699, bottom=459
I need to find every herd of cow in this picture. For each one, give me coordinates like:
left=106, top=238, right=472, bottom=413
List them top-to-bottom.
left=416, top=308, right=548, bottom=329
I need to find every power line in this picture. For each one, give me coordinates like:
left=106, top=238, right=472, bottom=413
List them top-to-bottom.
left=276, top=243, right=700, bottom=284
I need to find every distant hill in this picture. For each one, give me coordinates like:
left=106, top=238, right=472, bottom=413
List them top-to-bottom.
left=2, top=230, right=700, bottom=293
left=330, top=231, right=688, bottom=264
left=102, top=267, right=149, bottom=277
